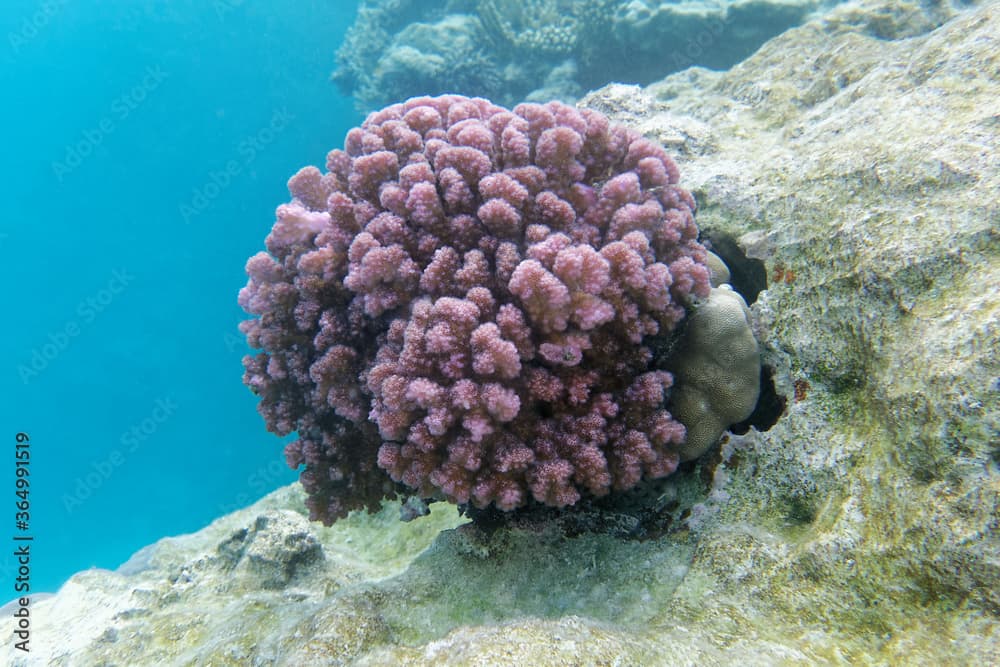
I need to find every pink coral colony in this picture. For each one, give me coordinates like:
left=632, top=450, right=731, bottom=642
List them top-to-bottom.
left=239, top=95, right=711, bottom=525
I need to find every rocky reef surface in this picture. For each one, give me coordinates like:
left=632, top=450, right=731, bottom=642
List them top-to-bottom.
left=5, top=0, right=997, bottom=664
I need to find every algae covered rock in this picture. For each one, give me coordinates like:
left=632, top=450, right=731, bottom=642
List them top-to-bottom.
left=581, top=0, right=999, bottom=659
left=4, top=1, right=997, bottom=664
left=0, top=485, right=468, bottom=666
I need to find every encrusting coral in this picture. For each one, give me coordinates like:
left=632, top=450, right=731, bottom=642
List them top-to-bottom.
left=239, top=95, right=715, bottom=525
left=667, top=285, right=760, bottom=461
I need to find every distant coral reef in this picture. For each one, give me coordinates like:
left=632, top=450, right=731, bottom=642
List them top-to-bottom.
left=333, top=0, right=823, bottom=111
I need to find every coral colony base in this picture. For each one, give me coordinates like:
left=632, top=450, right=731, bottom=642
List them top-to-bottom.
left=239, top=95, right=760, bottom=525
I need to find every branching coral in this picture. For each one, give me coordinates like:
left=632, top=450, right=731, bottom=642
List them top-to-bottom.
left=477, top=0, right=583, bottom=57
left=239, top=95, right=710, bottom=524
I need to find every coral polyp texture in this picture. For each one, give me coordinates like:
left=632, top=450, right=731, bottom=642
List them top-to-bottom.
left=239, top=95, right=711, bottom=525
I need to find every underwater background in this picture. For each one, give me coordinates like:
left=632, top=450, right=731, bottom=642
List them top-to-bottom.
left=2, top=0, right=997, bottom=664
left=3, top=0, right=362, bottom=595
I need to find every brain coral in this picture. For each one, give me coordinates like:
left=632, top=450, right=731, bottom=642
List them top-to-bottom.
left=239, top=95, right=711, bottom=525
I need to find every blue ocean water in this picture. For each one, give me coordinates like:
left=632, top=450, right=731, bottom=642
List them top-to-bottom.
left=2, top=0, right=361, bottom=596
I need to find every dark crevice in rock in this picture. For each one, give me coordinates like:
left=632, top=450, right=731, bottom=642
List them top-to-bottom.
left=702, top=231, right=768, bottom=304
left=731, top=364, right=785, bottom=434
left=461, top=471, right=700, bottom=542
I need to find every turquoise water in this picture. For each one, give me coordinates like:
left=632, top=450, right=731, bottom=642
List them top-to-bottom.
left=2, top=0, right=361, bottom=595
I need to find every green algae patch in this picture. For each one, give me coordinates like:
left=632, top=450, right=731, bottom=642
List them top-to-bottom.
left=313, top=499, right=468, bottom=580
left=370, top=523, right=697, bottom=646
